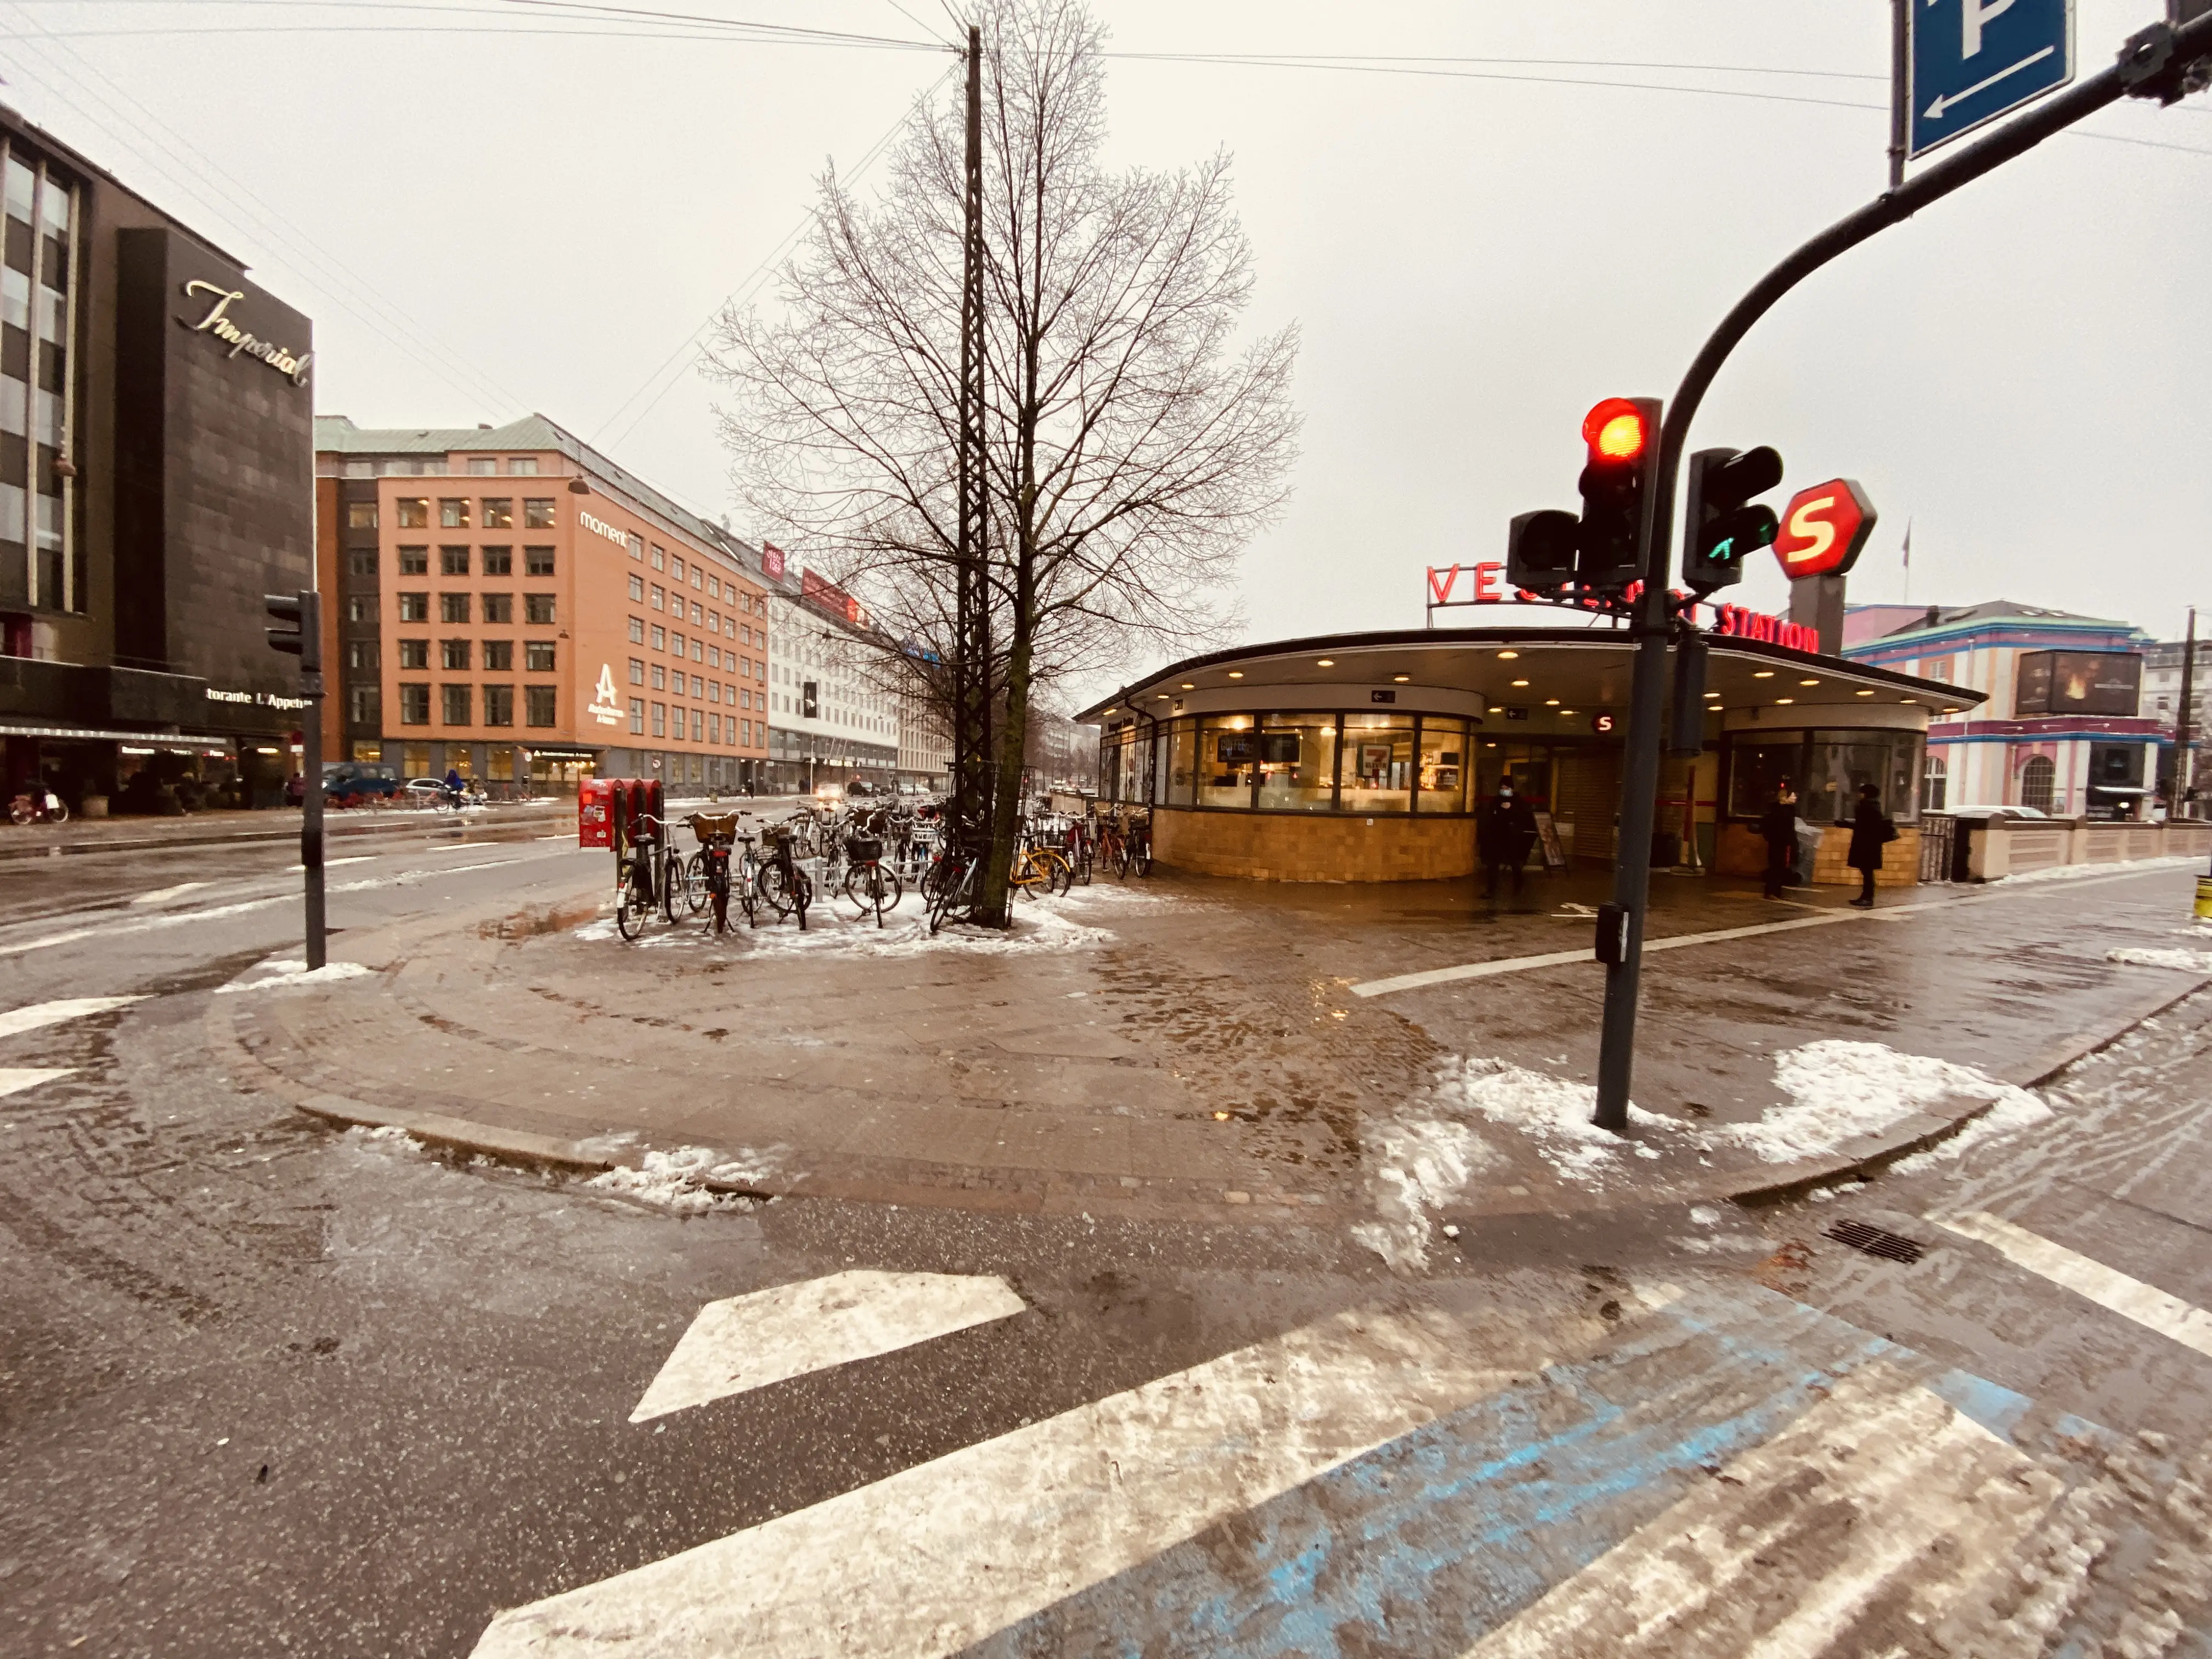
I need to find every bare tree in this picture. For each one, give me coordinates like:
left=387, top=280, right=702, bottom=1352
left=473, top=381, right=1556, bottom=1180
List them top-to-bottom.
left=707, top=0, right=1298, bottom=922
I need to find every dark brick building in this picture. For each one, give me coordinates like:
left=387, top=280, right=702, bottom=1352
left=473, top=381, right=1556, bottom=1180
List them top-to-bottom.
left=0, top=103, right=315, bottom=815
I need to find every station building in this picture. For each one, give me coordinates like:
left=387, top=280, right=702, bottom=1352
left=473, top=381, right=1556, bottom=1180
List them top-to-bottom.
left=0, top=103, right=317, bottom=814
left=315, top=415, right=773, bottom=794
left=1079, top=626, right=1977, bottom=884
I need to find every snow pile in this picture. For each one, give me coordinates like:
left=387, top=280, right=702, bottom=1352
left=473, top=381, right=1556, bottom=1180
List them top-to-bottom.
left=1994, top=854, right=2200, bottom=886
left=603, top=892, right=1113, bottom=958
left=2107, top=946, right=2212, bottom=974
left=216, top=960, right=375, bottom=994
left=1716, top=1040, right=2050, bottom=1167
left=1433, top=1057, right=1679, bottom=1186
left=1350, top=1117, right=1496, bottom=1270
left=343, top=1123, right=426, bottom=1156
left=584, top=1144, right=771, bottom=1214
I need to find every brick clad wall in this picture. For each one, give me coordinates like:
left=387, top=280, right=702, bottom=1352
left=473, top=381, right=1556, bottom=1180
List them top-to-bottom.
left=1150, top=808, right=1477, bottom=882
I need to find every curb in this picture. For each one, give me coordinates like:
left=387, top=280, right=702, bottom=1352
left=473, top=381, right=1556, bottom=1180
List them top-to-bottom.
left=0, top=805, right=568, bottom=860
left=1723, top=968, right=2212, bottom=1206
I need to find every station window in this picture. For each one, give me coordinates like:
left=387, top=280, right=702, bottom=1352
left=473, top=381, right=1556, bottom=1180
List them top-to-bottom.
left=482, top=498, right=514, bottom=529
left=524, top=498, right=555, bottom=528
left=439, top=499, right=470, bottom=529
left=398, top=546, right=428, bottom=575
left=440, top=546, right=470, bottom=576
left=482, top=546, right=512, bottom=576
left=482, top=593, right=512, bottom=624
left=483, top=640, right=513, bottom=672
left=524, top=641, right=557, bottom=672
left=398, top=684, right=430, bottom=725
left=483, top=685, right=514, bottom=726
left=524, top=686, right=556, bottom=727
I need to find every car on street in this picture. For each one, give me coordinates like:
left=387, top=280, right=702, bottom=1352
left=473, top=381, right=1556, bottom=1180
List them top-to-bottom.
left=322, top=761, right=400, bottom=807
left=812, top=780, right=844, bottom=802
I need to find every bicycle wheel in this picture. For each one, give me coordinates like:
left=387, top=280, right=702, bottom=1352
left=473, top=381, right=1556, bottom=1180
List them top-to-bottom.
left=1036, top=849, right=1073, bottom=897
left=682, top=851, right=708, bottom=915
left=844, top=861, right=901, bottom=921
left=928, top=866, right=964, bottom=935
left=615, top=872, right=645, bottom=940
left=709, top=876, right=730, bottom=934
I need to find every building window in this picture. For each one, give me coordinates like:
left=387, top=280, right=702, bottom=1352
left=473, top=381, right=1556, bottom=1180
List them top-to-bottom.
left=466, top=458, right=498, bottom=477
left=507, top=458, right=539, bottom=476
left=396, top=498, right=428, bottom=528
left=482, top=498, right=514, bottom=529
left=524, top=498, right=555, bottom=529
left=439, top=499, right=470, bottom=529
left=346, top=501, right=377, bottom=529
left=651, top=544, right=665, bottom=571
left=440, top=545, right=470, bottom=576
left=398, top=546, right=428, bottom=575
left=482, top=546, right=512, bottom=576
left=525, top=546, right=554, bottom=577
left=347, top=549, right=377, bottom=578
left=671, top=555, right=686, bottom=582
left=629, top=574, right=645, bottom=602
left=651, top=585, right=665, bottom=611
left=441, top=592, right=471, bottom=624
left=482, top=592, right=512, bottom=624
left=398, top=594, right=430, bottom=623
left=524, top=594, right=556, bottom=625
left=347, top=596, right=373, bottom=623
left=628, top=616, right=645, bottom=644
left=651, top=625, right=666, bottom=651
left=672, top=631, right=686, bottom=657
left=691, top=638, right=703, bottom=663
left=346, top=639, right=378, bottom=670
left=440, top=639, right=470, bottom=671
left=483, top=639, right=513, bottom=672
left=525, top=641, right=557, bottom=672
left=628, top=657, right=645, bottom=685
left=651, top=664, right=666, bottom=691
left=690, top=673, right=703, bottom=698
left=708, top=680, right=720, bottom=704
left=348, top=684, right=380, bottom=725
left=399, top=684, right=430, bottom=725
left=442, top=684, right=472, bottom=725
left=483, top=684, right=514, bottom=726
left=525, top=686, right=557, bottom=727
left=629, top=697, right=645, bottom=735
left=651, top=702, right=666, bottom=737
left=690, top=709, right=703, bottom=742
left=709, top=713, right=720, bottom=744
left=1923, top=752, right=1948, bottom=812
left=2018, top=755, right=2056, bottom=814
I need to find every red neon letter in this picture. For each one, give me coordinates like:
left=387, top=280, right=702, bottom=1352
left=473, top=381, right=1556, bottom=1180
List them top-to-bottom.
left=1473, top=561, right=1502, bottom=602
left=1427, top=565, right=1461, bottom=606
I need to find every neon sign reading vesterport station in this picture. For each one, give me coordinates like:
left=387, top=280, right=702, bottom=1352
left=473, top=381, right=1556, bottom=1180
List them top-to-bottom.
left=1424, top=561, right=1820, bottom=653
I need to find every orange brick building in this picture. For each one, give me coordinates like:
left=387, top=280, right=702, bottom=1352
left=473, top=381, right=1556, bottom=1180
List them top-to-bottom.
left=314, top=414, right=771, bottom=794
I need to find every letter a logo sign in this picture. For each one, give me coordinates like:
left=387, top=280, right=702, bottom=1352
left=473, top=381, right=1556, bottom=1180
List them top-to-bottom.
left=588, top=663, right=625, bottom=726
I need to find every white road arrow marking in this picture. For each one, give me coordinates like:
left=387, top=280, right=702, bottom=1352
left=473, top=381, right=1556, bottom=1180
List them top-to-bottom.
left=1925, top=44, right=2055, bottom=119
left=130, top=882, right=210, bottom=906
left=0, top=997, right=145, bottom=1040
left=0, top=1067, right=75, bottom=1098
left=1936, top=1209, right=2212, bottom=1358
left=629, top=1270, right=1027, bottom=1424
left=475, top=1308, right=1526, bottom=1657
left=1457, top=1362, right=2055, bottom=1656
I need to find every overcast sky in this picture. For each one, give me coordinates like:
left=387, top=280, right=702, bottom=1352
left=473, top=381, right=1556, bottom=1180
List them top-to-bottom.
left=5, top=0, right=2206, bottom=662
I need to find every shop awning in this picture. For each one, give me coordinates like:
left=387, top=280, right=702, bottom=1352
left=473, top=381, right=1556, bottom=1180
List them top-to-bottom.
left=0, top=723, right=252, bottom=748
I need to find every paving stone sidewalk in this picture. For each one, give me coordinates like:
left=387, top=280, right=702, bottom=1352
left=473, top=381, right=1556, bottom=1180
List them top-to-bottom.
left=213, top=855, right=2212, bottom=1244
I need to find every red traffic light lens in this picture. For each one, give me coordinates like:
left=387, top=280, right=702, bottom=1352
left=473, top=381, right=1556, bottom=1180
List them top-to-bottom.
left=1583, top=398, right=1648, bottom=462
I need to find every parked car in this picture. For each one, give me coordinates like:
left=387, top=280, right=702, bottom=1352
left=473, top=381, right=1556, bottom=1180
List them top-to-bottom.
left=323, top=761, right=401, bottom=807
left=845, top=778, right=879, bottom=799
left=812, top=780, right=844, bottom=802
left=1946, top=805, right=2049, bottom=821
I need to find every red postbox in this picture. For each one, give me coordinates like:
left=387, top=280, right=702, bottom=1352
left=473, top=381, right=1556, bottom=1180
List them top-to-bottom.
left=578, top=777, right=616, bottom=849
left=645, top=778, right=665, bottom=836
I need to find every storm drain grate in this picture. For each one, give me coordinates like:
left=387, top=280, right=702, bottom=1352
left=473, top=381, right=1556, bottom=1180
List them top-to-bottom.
left=1824, top=1220, right=1927, bottom=1265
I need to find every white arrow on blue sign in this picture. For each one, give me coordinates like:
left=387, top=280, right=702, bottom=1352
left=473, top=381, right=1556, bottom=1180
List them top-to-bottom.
left=1910, top=0, right=2075, bottom=159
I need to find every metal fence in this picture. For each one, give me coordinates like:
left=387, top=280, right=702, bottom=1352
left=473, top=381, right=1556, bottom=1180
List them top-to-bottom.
left=1918, top=812, right=1958, bottom=883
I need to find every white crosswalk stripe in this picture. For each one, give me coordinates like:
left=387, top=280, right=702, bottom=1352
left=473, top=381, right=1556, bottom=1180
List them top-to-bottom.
left=0, top=996, right=144, bottom=1040
left=0, top=1066, right=75, bottom=1098
left=1935, top=1209, right=2212, bottom=1359
left=629, top=1271, right=1026, bottom=1424
left=474, top=1308, right=1528, bottom=1658
left=1457, top=1361, right=2057, bottom=1657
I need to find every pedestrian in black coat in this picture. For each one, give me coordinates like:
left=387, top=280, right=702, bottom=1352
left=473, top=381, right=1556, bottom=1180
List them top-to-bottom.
left=1847, top=782, right=1893, bottom=908
left=1759, top=783, right=1799, bottom=900
left=1477, top=784, right=1539, bottom=899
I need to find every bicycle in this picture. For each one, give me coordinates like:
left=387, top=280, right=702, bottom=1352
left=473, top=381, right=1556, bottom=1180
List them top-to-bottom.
left=614, top=812, right=667, bottom=941
left=685, top=812, right=749, bottom=934
left=755, top=822, right=813, bottom=929
left=842, top=831, right=903, bottom=927
left=927, top=844, right=980, bottom=935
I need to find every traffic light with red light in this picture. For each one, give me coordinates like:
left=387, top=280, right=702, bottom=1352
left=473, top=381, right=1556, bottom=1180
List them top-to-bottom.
left=1575, top=396, right=1660, bottom=590
left=1683, top=445, right=1784, bottom=596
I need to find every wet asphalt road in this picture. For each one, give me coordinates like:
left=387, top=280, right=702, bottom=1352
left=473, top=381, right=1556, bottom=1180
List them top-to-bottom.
left=3, top=827, right=2212, bottom=1656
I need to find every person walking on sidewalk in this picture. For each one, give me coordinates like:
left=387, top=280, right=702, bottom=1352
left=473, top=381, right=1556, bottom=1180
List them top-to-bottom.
left=1847, top=781, right=1895, bottom=909
left=1478, top=782, right=1538, bottom=900
left=1759, top=782, right=1799, bottom=900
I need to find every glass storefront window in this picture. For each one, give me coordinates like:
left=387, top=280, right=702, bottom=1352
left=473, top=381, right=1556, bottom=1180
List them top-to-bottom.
left=1255, top=714, right=1339, bottom=811
left=1340, top=714, right=1413, bottom=814
left=1199, top=716, right=1257, bottom=808
left=1163, top=718, right=1196, bottom=806
left=1417, top=718, right=1467, bottom=814
left=1116, top=727, right=1148, bottom=803
left=1728, top=730, right=1922, bottom=824
left=1728, top=736, right=1807, bottom=820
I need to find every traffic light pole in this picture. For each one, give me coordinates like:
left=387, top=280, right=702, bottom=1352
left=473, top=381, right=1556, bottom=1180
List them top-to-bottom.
left=1591, top=9, right=2212, bottom=1132
left=299, top=592, right=325, bottom=972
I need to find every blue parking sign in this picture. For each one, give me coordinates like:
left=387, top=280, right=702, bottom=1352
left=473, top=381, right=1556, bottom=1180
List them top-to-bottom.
left=1910, top=0, right=2075, bottom=158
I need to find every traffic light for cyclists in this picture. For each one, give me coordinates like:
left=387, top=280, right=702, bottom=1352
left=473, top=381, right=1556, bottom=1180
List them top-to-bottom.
left=1575, top=397, right=1659, bottom=590
left=1683, top=445, right=1784, bottom=596
left=1505, top=509, right=1579, bottom=593
left=264, top=590, right=320, bottom=673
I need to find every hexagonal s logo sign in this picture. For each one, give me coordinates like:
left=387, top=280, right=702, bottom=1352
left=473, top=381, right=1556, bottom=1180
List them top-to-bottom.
left=1773, top=479, right=1877, bottom=580
left=588, top=663, right=625, bottom=727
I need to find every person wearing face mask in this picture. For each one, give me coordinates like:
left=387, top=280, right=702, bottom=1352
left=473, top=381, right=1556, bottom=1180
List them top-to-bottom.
left=1477, top=779, right=1539, bottom=900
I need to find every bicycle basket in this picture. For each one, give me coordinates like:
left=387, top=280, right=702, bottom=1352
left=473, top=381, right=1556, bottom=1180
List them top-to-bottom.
left=689, top=811, right=740, bottom=843
left=848, top=836, right=883, bottom=864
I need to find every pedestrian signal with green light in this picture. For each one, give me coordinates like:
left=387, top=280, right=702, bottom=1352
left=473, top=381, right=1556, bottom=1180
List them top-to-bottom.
left=1683, top=445, right=1784, bottom=596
